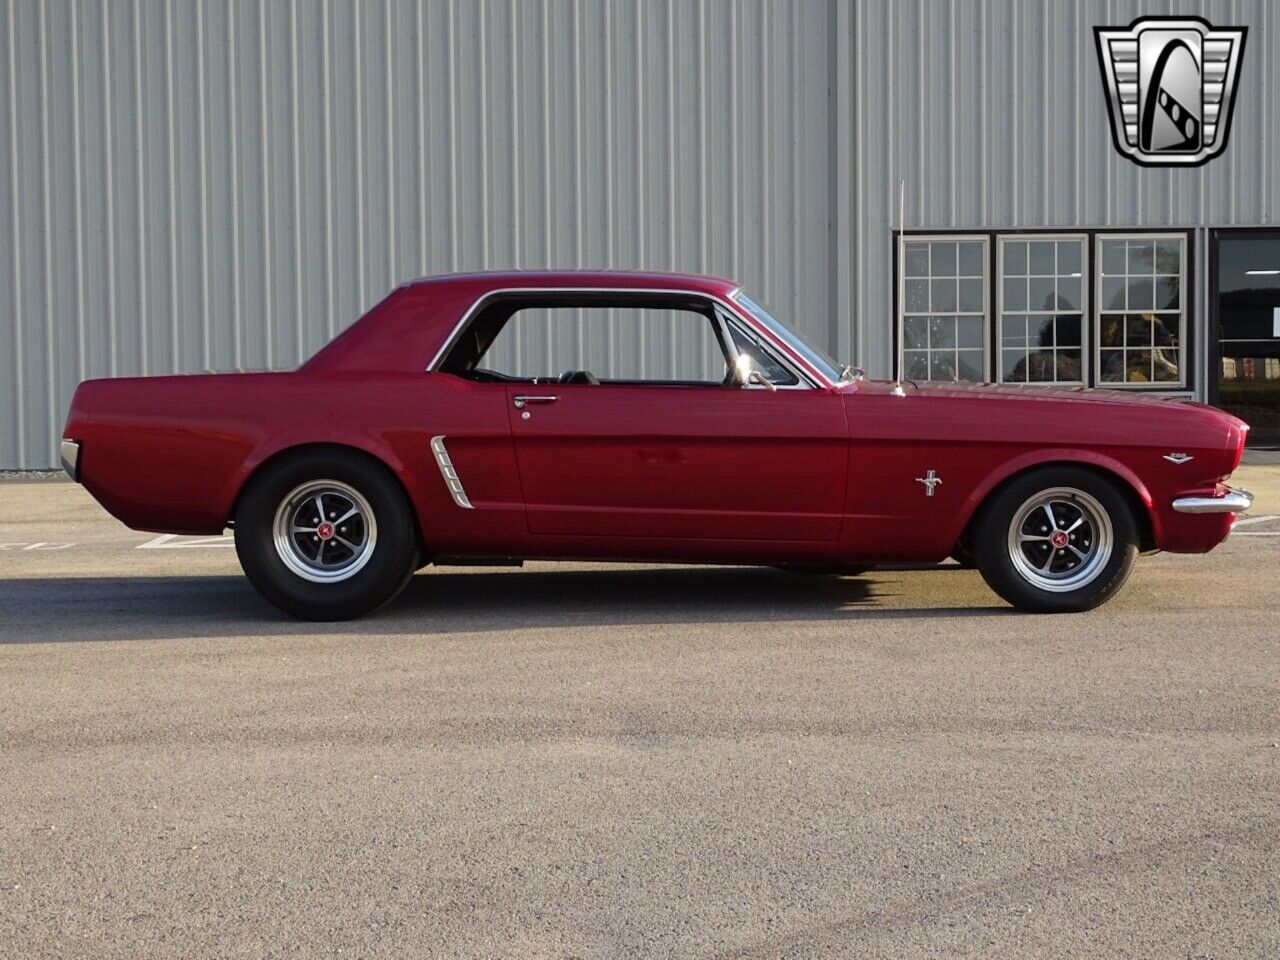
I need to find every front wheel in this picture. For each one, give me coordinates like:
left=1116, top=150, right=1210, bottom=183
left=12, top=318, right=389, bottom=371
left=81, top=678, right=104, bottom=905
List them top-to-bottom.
left=234, top=450, right=419, bottom=620
left=972, top=467, right=1138, bottom=613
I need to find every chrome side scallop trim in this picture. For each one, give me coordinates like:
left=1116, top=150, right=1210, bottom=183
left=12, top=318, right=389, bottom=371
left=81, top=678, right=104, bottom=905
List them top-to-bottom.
left=430, top=435, right=474, bottom=509
left=60, top=439, right=80, bottom=482
left=1171, top=487, right=1253, bottom=514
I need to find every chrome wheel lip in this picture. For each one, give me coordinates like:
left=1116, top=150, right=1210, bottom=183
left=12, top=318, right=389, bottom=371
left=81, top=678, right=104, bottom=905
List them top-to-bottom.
left=272, top=480, right=377, bottom=584
left=1007, top=486, right=1113, bottom=593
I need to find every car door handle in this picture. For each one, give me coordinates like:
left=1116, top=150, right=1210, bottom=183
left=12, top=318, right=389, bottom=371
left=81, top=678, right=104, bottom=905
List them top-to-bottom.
left=512, top=395, right=558, bottom=408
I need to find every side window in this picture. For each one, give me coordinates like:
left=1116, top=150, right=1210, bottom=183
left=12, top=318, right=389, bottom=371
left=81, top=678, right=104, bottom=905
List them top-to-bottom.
left=479, top=307, right=730, bottom=384
left=726, top=325, right=799, bottom=386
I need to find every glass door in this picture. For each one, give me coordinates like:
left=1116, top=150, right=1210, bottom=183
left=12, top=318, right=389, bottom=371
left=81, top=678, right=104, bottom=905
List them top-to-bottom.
left=1213, top=231, right=1280, bottom=441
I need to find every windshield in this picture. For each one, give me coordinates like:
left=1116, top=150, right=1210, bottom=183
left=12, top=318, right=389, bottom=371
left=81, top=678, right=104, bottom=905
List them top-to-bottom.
left=731, top=291, right=850, bottom=384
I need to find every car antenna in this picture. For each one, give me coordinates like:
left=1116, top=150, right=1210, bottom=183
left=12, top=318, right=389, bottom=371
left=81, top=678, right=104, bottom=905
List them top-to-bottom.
left=892, top=178, right=908, bottom=397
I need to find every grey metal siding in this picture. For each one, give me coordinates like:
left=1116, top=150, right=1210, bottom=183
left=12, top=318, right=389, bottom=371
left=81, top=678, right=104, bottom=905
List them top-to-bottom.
left=2, top=0, right=1278, bottom=468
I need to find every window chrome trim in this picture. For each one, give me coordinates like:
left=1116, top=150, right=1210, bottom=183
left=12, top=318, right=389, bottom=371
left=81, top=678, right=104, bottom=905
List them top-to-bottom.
left=426, top=286, right=828, bottom=389
left=717, top=308, right=809, bottom=390
left=429, top=435, right=474, bottom=509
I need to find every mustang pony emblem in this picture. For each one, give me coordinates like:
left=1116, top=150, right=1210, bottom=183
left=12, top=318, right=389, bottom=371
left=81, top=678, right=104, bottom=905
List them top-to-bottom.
left=1094, top=16, right=1247, bottom=167
left=916, top=469, right=942, bottom=497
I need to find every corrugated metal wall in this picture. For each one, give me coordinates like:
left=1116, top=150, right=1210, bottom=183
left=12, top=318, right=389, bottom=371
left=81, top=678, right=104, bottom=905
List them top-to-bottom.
left=2, top=0, right=1278, bottom=468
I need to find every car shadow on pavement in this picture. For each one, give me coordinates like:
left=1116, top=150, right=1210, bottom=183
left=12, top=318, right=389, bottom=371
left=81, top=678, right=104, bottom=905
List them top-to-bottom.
left=0, top=566, right=1010, bottom=644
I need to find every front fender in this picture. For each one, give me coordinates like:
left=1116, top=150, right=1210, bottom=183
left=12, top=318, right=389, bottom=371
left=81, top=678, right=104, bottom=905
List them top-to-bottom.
left=949, top=448, right=1160, bottom=548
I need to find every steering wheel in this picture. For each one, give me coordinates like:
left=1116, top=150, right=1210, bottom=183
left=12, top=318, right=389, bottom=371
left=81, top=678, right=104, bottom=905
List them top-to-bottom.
left=557, top=370, right=599, bottom=385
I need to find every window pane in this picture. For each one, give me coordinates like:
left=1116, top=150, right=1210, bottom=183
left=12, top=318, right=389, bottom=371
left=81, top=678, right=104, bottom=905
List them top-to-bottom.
left=1155, top=239, right=1180, bottom=275
left=1101, top=240, right=1126, bottom=275
left=957, top=241, right=984, bottom=276
left=1004, top=241, right=1028, bottom=276
left=1029, top=241, right=1055, bottom=275
left=1058, top=241, right=1082, bottom=275
left=1128, top=241, right=1154, bottom=274
left=931, top=242, right=958, bottom=276
left=905, top=243, right=930, bottom=277
left=1056, top=275, right=1081, bottom=311
left=1101, top=275, right=1126, bottom=310
left=1127, top=275, right=1154, bottom=311
left=1156, top=275, right=1179, bottom=310
left=1003, top=276, right=1027, bottom=311
left=1029, top=276, right=1054, bottom=311
left=905, top=278, right=928, bottom=312
left=931, top=278, right=957, bottom=312
left=958, top=278, right=983, bottom=312
left=1152, top=314, right=1179, bottom=346
left=929, top=315, right=956, bottom=348
left=1002, top=315, right=1028, bottom=346
left=1056, top=315, right=1082, bottom=347
left=1126, top=315, right=1151, bottom=346
left=903, top=316, right=927, bottom=349
left=956, top=316, right=983, bottom=348
left=1029, top=316, right=1054, bottom=349
left=1099, top=316, right=1123, bottom=347
left=1099, top=349, right=1124, bottom=381
left=1153, top=349, right=1180, bottom=381
left=903, top=350, right=929, bottom=380
left=956, top=350, right=984, bottom=382
left=1002, top=350, right=1027, bottom=382
left=1027, top=350, right=1056, bottom=382
left=1057, top=350, right=1083, bottom=381
left=1127, top=351, right=1152, bottom=382
left=930, top=352, right=957, bottom=381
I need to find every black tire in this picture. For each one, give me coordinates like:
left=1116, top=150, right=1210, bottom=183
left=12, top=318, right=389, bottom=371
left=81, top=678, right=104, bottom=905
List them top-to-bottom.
left=234, top=449, right=419, bottom=620
left=972, top=466, right=1138, bottom=613
left=949, top=540, right=976, bottom=568
left=772, top=563, right=873, bottom=577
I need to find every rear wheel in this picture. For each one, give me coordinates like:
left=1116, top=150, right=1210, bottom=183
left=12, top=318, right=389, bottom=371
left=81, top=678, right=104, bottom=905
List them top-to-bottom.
left=234, top=450, right=418, bottom=620
left=972, top=467, right=1138, bottom=613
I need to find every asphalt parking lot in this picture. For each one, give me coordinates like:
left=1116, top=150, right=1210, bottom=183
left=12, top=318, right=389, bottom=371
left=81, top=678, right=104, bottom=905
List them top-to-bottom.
left=2, top=469, right=1278, bottom=959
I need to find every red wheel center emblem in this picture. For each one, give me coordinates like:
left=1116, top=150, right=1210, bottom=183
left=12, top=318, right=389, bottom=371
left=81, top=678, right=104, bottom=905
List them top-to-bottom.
left=316, top=522, right=335, bottom=541
left=1050, top=531, right=1069, bottom=549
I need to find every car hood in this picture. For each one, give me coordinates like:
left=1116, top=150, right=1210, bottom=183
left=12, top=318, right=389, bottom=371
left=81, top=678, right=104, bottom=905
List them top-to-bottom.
left=849, top=379, right=1223, bottom=414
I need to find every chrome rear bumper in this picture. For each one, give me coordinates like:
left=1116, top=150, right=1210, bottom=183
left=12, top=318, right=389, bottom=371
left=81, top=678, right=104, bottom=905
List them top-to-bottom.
left=60, top=439, right=80, bottom=482
left=1171, top=486, right=1253, bottom=514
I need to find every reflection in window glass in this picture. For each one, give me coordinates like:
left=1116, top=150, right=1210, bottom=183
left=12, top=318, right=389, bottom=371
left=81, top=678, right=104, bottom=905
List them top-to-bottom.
left=998, top=236, right=1086, bottom=384
left=1097, top=236, right=1184, bottom=385
left=900, top=237, right=987, bottom=382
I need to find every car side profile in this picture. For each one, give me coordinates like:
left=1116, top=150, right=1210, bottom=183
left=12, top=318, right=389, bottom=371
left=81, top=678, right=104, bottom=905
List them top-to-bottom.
left=61, top=270, right=1251, bottom=620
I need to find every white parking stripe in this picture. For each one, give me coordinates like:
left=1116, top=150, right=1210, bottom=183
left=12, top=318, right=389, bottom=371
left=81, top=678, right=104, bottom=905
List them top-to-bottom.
left=1233, top=514, right=1277, bottom=527
left=136, top=534, right=235, bottom=549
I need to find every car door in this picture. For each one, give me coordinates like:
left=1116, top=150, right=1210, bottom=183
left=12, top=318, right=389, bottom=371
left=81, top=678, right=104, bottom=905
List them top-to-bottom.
left=505, top=381, right=848, bottom=542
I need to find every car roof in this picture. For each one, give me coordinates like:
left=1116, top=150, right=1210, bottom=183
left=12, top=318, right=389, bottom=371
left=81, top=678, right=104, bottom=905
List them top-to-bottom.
left=401, top=269, right=739, bottom=297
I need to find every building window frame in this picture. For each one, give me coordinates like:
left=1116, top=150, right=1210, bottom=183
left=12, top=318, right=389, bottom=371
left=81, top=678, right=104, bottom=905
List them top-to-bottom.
left=1093, top=232, right=1188, bottom=390
left=896, top=233, right=990, bottom=384
left=996, top=233, right=1089, bottom=386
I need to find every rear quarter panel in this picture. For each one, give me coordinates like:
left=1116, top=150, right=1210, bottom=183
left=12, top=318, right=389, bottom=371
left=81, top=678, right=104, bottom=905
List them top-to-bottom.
left=70, top=372, right=524, bottom=547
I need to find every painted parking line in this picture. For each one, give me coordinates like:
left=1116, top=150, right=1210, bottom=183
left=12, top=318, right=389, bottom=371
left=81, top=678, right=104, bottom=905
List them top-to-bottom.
left=1233, top=514, right=1277, bottom=527
left=136, top=534, right=235, bottom=549
left=0, top=542, right=76, bottom=550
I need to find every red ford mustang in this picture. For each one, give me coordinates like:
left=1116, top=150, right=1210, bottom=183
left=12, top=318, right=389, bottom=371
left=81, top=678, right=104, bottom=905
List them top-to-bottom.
left=61, top=270, right=1251, bottom=620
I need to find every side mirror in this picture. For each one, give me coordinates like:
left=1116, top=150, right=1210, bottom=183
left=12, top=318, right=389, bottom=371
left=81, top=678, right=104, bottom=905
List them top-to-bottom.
left=734, top=354, right=776, bottom=392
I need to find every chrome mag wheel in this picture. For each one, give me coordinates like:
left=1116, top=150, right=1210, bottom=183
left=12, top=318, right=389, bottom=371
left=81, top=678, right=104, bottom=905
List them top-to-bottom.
left=272, top=479, right=377, bottom=584
left=1006, top=486, right=1113, bottom=593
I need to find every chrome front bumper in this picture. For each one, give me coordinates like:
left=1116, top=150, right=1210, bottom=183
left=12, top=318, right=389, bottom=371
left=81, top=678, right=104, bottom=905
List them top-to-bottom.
left=60, top=439, right=80, bottom=482
left=1171, top=486, right=1253, bottom=514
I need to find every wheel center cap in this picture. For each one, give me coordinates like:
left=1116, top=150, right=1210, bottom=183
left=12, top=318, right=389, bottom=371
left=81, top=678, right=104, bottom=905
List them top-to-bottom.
left=316, top=522, right=335, bottom=541
left=1050, top=530, right=1069, bottom=549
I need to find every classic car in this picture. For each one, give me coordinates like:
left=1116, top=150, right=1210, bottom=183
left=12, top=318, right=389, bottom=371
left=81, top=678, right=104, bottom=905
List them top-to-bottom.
left=60, top=270, right=1252, bottom=620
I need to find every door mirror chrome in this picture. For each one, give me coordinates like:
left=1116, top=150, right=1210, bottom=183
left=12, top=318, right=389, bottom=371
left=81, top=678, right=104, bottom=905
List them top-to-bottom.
left=733, top=354, right=777, bottom=392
